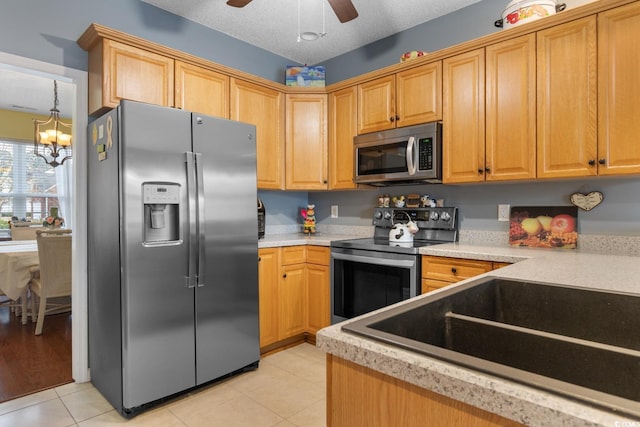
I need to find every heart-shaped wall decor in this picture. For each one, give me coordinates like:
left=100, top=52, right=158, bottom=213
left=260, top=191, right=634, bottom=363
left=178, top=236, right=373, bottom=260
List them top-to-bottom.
left=570, top=191, right=604, bottom=211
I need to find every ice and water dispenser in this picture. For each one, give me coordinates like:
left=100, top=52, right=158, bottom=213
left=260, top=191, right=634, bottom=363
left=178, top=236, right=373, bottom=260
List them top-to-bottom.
left=143, top=183, right=180, bottom=244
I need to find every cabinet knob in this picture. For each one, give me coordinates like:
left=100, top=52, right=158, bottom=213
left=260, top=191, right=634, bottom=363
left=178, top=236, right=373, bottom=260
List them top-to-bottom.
left=395, top=115, right=400, bottom=121
left=389, top=116, right=395, bottom=122
left=599, top=158, right=606, bottom=165
left=588, top=159, right=596, bottom=166
left=485, top=167, right=491, bottom=173
left=478, top=169, right=484, bottom=174
left=258, top=257, right=261, bottom=262
left=451, top=267, right=457, bottom=274
left=283, top=273, right=287, bottom=279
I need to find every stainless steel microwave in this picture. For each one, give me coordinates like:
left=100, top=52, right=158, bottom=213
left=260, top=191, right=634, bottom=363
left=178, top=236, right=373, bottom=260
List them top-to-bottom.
left=354, top=122, right=442, bottom=186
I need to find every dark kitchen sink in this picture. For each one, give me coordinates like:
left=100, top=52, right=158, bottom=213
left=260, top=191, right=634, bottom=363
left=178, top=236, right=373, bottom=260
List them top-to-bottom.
left=342, top=277, right=640, bottom=418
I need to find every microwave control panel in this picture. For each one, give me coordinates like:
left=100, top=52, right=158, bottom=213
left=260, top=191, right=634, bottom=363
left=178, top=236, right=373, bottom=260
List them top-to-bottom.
left=417, top=137, right=433, bottom=171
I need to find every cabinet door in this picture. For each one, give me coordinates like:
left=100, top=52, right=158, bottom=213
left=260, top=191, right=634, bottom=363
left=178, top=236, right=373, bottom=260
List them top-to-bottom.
left=598, top=2, right=640, bottom=176
left=537, top=17, right=597, bottom=179
left=485, top=35, right=536, bottom=182
left=100, top=39, right=174, bottom=112
left=443, top=49, right=485, bottom=183
left=175, top=61, right=229, bottom=118
left=396, top=62, right=442, bottom=127
left=358, top=75, right=396, bottom=134
left=230, top=78, right=285, bottom=189
left=329, top=87, right=358, bottom=190
left=285, top=94, right=328, bottom=190
left=258, top=248, right=280, bottom=348
left=422, top=256, right=493, bottom=283
left=306, top=263, right=330, bottom=335
left=280, top=264, right=307, bottom=338
left=422, top=278, right=450, bottom=294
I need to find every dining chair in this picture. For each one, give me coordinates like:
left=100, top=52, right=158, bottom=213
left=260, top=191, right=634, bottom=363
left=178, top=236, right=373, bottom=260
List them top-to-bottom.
left=9, top=223, right=38, bottom=240
left=30, top=229, right=72, bottom=335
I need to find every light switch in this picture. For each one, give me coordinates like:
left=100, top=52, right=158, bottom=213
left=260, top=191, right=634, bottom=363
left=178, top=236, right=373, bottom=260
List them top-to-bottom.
left=498, top=204, right=510, bottom=222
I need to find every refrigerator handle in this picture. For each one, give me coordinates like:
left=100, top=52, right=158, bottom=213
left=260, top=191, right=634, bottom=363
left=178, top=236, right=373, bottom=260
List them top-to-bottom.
left=185, top=152, right=197, bottom=289
left=195, top=152, right=206, bottom=287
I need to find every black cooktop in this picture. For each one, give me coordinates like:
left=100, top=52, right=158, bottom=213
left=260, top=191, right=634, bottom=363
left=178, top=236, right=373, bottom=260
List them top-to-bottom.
left=331, top=237, right=444, bottom=255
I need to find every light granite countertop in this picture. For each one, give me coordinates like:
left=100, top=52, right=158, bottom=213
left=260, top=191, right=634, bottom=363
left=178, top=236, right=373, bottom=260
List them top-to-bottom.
left=257, top=233, right=362, bottom=248
left=315, top=240, right=640, bottom=426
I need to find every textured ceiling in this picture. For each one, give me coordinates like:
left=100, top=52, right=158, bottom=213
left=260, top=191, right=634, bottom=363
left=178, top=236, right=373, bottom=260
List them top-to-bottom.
left=140, top=0, right=482, bottom=64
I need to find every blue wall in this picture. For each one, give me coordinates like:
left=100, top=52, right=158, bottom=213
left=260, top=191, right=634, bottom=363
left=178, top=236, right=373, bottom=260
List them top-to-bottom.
left=0, top=0, right=291, bottom=82
left=322, top=0, right=505, bottom=84
left=309, top=177, right=640, bottom=236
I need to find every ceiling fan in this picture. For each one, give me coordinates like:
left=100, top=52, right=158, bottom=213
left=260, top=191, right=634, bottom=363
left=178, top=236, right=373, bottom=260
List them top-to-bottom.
left=226, top=0, right=359, bottom=23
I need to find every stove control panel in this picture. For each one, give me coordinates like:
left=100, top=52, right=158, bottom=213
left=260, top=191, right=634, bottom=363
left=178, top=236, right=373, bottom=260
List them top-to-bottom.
left=372, top=207, right=458, bottom=230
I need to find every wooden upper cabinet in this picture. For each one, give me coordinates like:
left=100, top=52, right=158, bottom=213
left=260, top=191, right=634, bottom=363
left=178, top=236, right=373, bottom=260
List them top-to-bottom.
left=598, top=2, right=640, bottom=176
left=537, top=16, right=597, bottom=179
left=485, top=34, right=536, bottom=182
left=88, top=39, right=174, bottom=115
left=443, top=48, right=485, bottom=184
left=174, top=61, right=229, bottom=118
left=396, top=62, right=442, bottom=127
left=358, top=63, right=442, bottom=135
left=358, top=75, right=396, bottom=134
left=230, top=78, right=285, bottom=190
left=329, top=86, right=357, bottom=190
left=285, top=94, right=328, bottom=190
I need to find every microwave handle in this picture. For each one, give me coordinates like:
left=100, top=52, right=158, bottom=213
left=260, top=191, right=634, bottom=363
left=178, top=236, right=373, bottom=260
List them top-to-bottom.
left=406, top=137, right=417, bottom=176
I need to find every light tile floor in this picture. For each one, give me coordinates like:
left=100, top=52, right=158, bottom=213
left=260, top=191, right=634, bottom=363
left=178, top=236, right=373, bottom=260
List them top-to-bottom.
left=0, top=343, right=326, bottom=427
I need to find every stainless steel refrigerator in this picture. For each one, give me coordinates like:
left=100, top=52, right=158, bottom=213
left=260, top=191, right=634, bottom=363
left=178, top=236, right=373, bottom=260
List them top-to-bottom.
left=87, top=100, right=260, bottom=417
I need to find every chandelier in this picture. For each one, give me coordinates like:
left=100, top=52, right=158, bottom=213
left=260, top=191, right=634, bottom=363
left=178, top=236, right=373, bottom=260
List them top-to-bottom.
left=33, top=80, right=72, bottom=167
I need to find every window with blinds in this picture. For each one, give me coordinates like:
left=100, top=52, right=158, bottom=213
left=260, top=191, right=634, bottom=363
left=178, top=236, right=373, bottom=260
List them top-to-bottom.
left=0, top=139, right=59, bottom=230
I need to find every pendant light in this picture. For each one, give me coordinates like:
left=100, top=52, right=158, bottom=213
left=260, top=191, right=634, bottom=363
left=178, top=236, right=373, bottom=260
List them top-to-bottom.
left=297, top=0, right=327, bottom=42
left=33, top=80, right=72, bottom=167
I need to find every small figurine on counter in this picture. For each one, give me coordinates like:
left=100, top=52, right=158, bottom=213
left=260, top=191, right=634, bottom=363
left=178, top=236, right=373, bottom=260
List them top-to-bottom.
left=392, top=195, right=405, bottom=208
left=300, top=204, right=317, bottom=234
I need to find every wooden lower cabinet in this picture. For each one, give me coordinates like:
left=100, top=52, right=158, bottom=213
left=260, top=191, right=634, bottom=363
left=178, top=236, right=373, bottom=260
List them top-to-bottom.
left=258, top=246, right=330, bottom=352
left=306, top=246, right=331, bottom=336
left=422, top=256, right=509, bottom=294
left=327, top=355, right=522, bottom=427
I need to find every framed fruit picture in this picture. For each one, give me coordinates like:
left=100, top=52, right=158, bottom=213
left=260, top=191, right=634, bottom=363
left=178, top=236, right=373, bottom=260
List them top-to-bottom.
left=509, top=206, right=578, bottom=249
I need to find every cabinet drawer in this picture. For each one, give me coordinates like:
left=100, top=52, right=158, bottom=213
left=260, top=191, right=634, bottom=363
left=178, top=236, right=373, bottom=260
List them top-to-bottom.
left=281, top=246, right=306, bottom=265
left=307, top=246, right=330, bottom=265
left=422, top=256, right=493, bottom=283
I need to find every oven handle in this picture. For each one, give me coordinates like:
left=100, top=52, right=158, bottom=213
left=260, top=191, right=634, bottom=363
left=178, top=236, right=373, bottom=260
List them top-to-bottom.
left=332, top=252, right=416, bottom=268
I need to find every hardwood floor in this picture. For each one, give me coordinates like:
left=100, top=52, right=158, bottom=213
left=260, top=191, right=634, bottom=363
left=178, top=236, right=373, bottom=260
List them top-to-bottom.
left=0, top=303, right=72, bottom=403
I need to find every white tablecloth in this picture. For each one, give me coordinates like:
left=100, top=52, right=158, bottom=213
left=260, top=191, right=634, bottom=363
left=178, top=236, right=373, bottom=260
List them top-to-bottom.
left=0, top=241, right=38, bottom=301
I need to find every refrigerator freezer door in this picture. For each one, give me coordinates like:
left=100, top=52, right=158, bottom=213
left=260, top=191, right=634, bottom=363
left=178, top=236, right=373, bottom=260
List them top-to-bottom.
left=119, top=101, right=196, bottom=409
left=191, top=114, right=260, bottom=385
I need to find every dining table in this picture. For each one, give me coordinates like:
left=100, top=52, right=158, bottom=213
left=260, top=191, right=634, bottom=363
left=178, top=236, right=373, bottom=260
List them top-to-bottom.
left=0, top=240, right=39, bottom=324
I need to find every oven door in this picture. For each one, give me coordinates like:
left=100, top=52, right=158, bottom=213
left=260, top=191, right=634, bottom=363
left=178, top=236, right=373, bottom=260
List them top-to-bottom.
left=331, top=247, right=420, bottom=324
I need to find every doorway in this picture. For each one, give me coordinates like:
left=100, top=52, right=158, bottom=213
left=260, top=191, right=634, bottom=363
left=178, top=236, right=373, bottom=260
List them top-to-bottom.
left=0, top=52, right=89, bottom=397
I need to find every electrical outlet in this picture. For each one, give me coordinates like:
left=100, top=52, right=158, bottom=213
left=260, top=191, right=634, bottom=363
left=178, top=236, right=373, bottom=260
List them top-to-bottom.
left=498, top=204, right=510, bottom=222
left=331, top=205, right=339, bottom=218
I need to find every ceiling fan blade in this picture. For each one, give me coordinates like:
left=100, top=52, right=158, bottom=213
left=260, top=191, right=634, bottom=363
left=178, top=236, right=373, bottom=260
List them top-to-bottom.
left=226, top=0, right=253, bottom=7
left=327, top=0, right=359, bottom=23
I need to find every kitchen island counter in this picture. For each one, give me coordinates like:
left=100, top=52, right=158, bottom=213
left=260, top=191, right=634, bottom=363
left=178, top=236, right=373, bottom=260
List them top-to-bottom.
left=317, top=243, right=640, bottom=426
